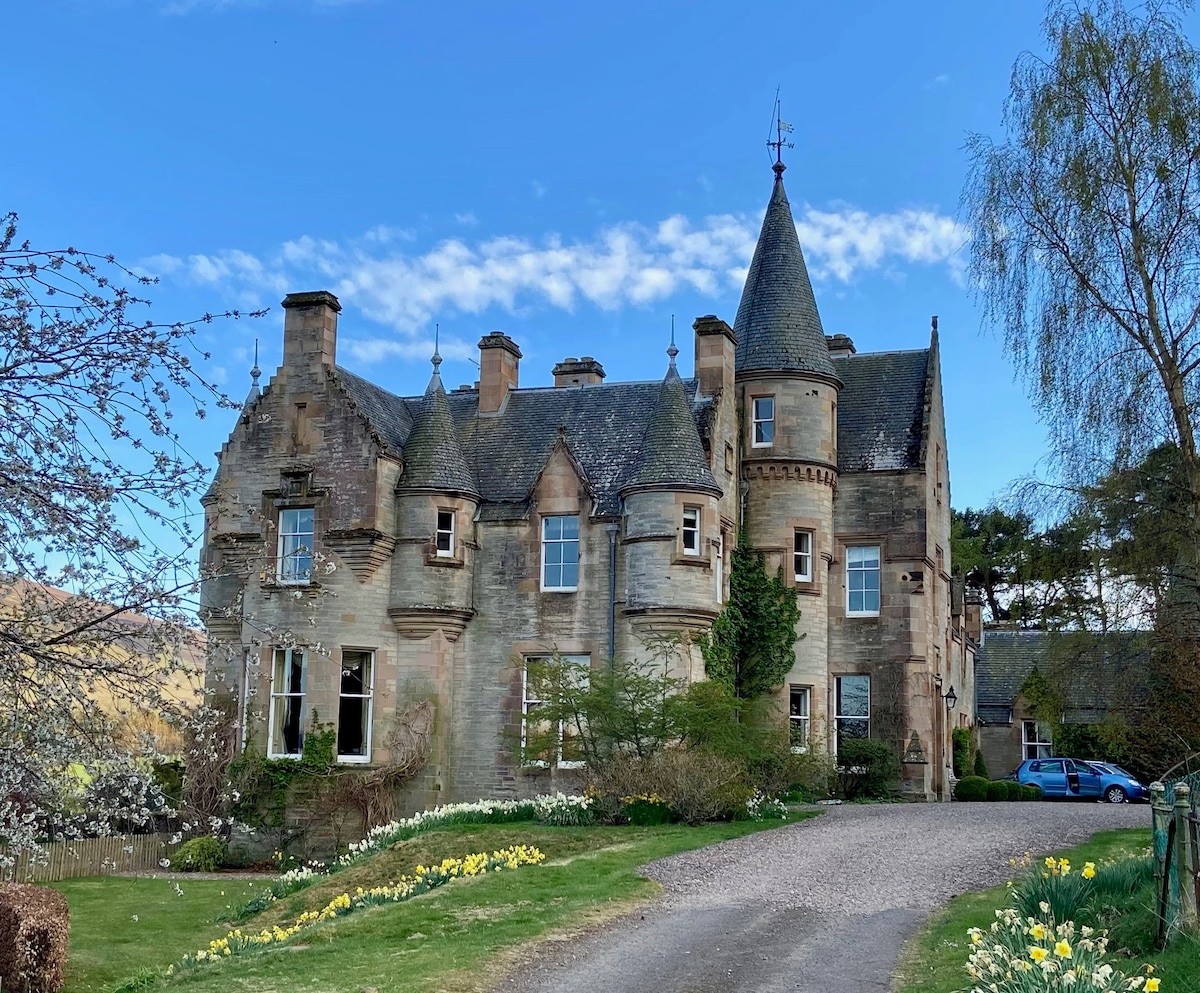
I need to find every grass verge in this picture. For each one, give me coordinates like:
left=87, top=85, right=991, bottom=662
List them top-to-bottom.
left=59, top=816, right=812, bottom=993
left=893, top=828, right=1200, bottom=993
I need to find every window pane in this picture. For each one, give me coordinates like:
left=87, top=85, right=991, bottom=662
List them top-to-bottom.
left=560, top=515, right=579, bottom=539
left=543, top=517, right=562, bottom=540
left=545, top=542, right=564, bottom=565
left=560, top=559, right=578, bottom=589
left=849, top=571, right=864, bottom=592
left=862, top=589, right=880, bottom=613
left=837, top=675, right=869, bottom=718
left=789, top=686, right=809, bottom=718
left=337, top=695, right=368, bottom=757
left=836, top=717, right=869, bottom=752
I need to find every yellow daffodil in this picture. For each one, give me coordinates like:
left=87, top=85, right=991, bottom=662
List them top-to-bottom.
left=1082, top=862, right=1096, bottom=879
left=1029, top=923, right=1047, bottom=940
left=1054, top=940, right=1072, bottom=959
left=1030, top=947, right=1049, bottom=962
left=1145, top=980, right=1160, bottom=991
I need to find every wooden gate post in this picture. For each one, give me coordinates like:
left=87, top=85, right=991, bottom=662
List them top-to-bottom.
left=1175, top=784, right=1198, bottom=932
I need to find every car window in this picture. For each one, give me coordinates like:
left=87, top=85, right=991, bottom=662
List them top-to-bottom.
left=1042, top=760, right=1065, bottom=773
left=1028, top=761, right=1041, bottom=772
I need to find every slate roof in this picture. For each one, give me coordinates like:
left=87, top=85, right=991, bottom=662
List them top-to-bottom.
left=733, top=168, right=836, bottom=379
left=834, top=348, right=930, bottom=472
left=622, top=359, right=721, bottom=496
left=331, top=364, right=720, bottom=519
left=397, top=367, right=479, bottom=496
left=976, top=630, right=1151, bottom=721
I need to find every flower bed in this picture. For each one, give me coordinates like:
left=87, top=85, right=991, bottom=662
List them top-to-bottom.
left=233, top=792, right=590, bottom=918
left=172, top=844, right=546, bottom=972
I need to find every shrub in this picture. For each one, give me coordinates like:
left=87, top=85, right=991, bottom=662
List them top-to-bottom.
left=951, top=727, right=973, bottom=778
left=835, top=739, right=899, bottom=800
left=587, top=748, right=749, bottom=825
left=972, top=749, right=989, bottom=779
left=953, top=775, right=990, bottom=801
left=986, top=780, right=1009, bottom=801
left=1003, top=780, right=1024, bottom=801
left=1023, top=784, right=1042, bottom=801
left=622, top=795, right=674, bottom=825
left=173, top=835, right=228, bottom=872
left=0, top=882, right=70, bottom=993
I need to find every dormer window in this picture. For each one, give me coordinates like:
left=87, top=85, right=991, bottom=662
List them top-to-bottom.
left=752, top=396, right=775, bottom=447
left=682, top=506, right=701, bottom=555
left=277, top=508, right=315, bottom=584
left=436, top=509, right=455, bottom=557
left=541, top=515, right=580, bottom=591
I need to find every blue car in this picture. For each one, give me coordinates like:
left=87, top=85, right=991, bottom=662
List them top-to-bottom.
left=1012, top=758, right=1149, bottom=803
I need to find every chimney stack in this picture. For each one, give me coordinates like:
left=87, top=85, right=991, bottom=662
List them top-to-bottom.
left=282, top=291, right=340, bottom=374
left=693, top=315, right=736, bottom=397
left=478, top=332, right=521, bottom=414
left=825, top=334, right=856, bottom=359
left=552, top=356, right=606, bottom=387
left=964, top=592, right=983, bottom=644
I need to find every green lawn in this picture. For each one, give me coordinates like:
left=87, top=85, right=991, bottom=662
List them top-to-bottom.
left=56, top=816, right=811, bottom=993
left=894, top=828, right=1200, bottom=993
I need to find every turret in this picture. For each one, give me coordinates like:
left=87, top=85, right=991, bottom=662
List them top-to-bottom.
left=735, top=153, right=840, bottom=730
left=621, top=339, right=723, bottom=678
left=389, top=344, right=478, bottom=641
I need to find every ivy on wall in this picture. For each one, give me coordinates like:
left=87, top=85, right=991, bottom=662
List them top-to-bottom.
left=699, top=531, right=801, bottom=699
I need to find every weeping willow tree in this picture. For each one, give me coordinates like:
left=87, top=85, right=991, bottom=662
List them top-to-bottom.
left=963, top=0, right=1200, bottom=632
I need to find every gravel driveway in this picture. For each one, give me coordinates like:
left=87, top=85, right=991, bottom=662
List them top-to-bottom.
left=496, top=802, right=1148, bottom=993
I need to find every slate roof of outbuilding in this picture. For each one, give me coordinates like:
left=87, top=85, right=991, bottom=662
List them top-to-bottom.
left=733, top=169, right=836, bottom=379
left=834, top=348, right=930, bottom=472
left=976, top=630, right=1151, bottom=720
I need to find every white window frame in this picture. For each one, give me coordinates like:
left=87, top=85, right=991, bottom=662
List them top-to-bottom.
left=751, top=396, right=775, bottom=447
left=682, top=506, right=701, bottom=556
left=277, top=507, right=315, bottom=585
left=435, top=509, right=455, bottom=558
left=541, top=515, right=580, bottom=592
left=794, top=529, right=813, bottom=582
left=714, top=534, right=724, bottom=605
left=845, top=545, right=881, bottom=616
left=267, top=647, right=306, bottom=759
left=337, top=649, right=375, bottom=764
left=522, top=655, right=589, bottom=768
left=835, top=674, right=870, bottom=754
left=789, top=685, right=810, bottom=753
left=1022, top=719, right=1053, bottom=760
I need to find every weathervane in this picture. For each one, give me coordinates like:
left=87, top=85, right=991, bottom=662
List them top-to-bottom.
left=766, top=87, right=794, bottom=173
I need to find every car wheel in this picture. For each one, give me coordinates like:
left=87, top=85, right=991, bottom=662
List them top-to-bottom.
left=1104, top=785, right=1127, bottom=804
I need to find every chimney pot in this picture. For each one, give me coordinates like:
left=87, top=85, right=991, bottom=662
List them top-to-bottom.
left=825, top=333, right=856, bottom=358
left=552, top=356, right=606, bottom=388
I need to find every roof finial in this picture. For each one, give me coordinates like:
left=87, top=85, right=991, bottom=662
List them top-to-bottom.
left=766, top=87, right=794, bottom=178
left=667, top=314, right=679, bottom=368
left=431, top=323, right=443, bottom=372
left=250, top=338, right=261, bottom=387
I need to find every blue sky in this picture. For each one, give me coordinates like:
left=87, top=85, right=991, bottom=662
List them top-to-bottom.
left=6, top=0, right=1100, bottom=518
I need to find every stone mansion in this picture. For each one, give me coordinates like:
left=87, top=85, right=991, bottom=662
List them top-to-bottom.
left=201, top=158, right=976, bottom=806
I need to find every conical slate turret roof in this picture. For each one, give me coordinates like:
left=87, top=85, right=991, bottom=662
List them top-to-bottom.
left=733, top=164, right=835, bottom=379
left=621, top=344, right=721, bottom=496
left=398, top=352, right=479, bottom=496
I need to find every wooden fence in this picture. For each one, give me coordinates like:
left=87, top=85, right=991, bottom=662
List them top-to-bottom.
left=1151, top=781, right=1199, bottom=946
left=0, top=833, right=182, bottom=883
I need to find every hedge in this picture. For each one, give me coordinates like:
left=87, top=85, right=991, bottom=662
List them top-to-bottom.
left=954, top=775, right=990, bottom=801
left=986, top=780, right=1009, bottom=801
left=1004, top=780, right=1024, bottom=801
left=0, top=882, right=70, bottom=993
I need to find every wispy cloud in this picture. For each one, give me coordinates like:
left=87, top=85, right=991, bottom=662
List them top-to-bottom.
left=923, top=73, right=951, bottom=90
left=143, top=203, right=968, bottom=346
left=454, top=212, right=478, bottom=226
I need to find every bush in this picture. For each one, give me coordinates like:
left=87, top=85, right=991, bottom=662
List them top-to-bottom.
left=951, top=727, right=973, bottom=778
left=835, top=739, right=899, bottom=800
left=587, top=748, right=749, bottom=825
left=972, top=749, right=989, bottom=779
left=953, top=775, right=990, bottom=801
left=986, top=780, right=1009, bottom=801
left=1003, top=780, right=1024, bottom=801
left=1022, top=784, right=1042, bottom=800
left=622, top=795, right=674, bottom=825
left=173, top=834, right=228, bottom=872
left=0, top=882, right=70, bottom=993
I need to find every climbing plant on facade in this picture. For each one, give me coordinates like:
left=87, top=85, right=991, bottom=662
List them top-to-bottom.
left=699, top=532, right=801, bottom=699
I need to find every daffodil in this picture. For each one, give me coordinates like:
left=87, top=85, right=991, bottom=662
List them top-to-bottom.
left=1082, top=861, right=1096, bottom=879
left=1029, top=923, right=1047, bottom=940
left=1055, top=939, right=1072, bottom=959
left=1030, top=947, right=1049, bottom=962
left=1145, top=979, right=1160, bottom=992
